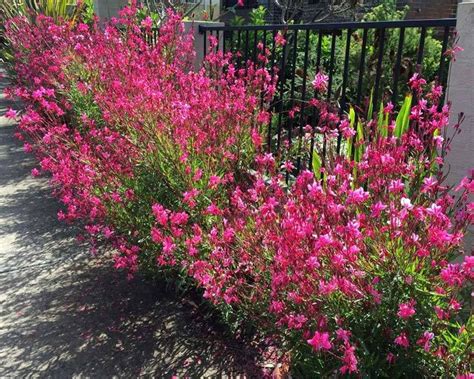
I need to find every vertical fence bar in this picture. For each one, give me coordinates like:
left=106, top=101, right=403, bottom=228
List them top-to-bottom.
left=438, top=26, right=451, bottom=110
left=438, top=26, right=450, bottom=85
left=392, top=27, right=405, bottom=106
left=416, top=27, right=427, bottom=69
left=338, top=28, right=353, bottom=153
left=356, top=28, right=368, bottom=106
left=373, top=28, right=386, bottom=115
left=203, top=29, right=207, bottom=58
left=253, top=29, right=258, bottom=62
left=286, top=29, right=299, bottom=180
left=296, top=29, right=311, bottom=172
left=309, top=29, right=324, bottom=169
left=316, top=29, right=323, bottom=68
left=340, top=29, right=352, bottom=111
left=222, top=30, right=226, bottom=54
left=230, top=30, right=235, bottom=54
left=237, top=30, right=242, bottom=69
left=244, top=30, right=250, bottom=64
left=263, top=30, right=267, bottom=56
left=267, top=30, right=278, bottom=152
left=213, top=31, right=217, bottom=54
left=327, top=31, right=337, bottom=101
left=276, top=32, right=288, bottom=151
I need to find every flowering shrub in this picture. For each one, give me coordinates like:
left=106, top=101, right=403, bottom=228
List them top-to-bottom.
left=4, top=5, right=473, bottom=377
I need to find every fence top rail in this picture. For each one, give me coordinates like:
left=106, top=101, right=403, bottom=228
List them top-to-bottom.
left=198, top=18, right=457, bottom=33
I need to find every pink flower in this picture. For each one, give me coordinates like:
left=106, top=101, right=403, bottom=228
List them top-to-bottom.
left=140, top=16, right=153, bottom=29
left=275, top=32, right=286, bottom=46
left=312, top=72, right=329, bottom=93
left=409, top=73, right=427, bottom=92
left=384, top=102, right=394, bottom=114
left=5, top=108, right=17, bottom=119
left=340, top=119, right=355, bottom=138
left=282, top=160, right=295, bottom=172
left=31, top=168, right=40, bottom=177
left=208, top=175, right=221, bottom=189
left=422, top=176, right=438, bottom=193
left=183, top=188, right=200, bottom=208
left=347, top=188, right=369, bottom=204
left=400, top=197, right=413, bottom=209
left=371, top=201, right=387, bottom=217
left=152, top=204, right=168, bottom=226
left=170, top=211, right=189, bottom=226
left=151, top=227, right=163, bottom=243
left=162, top=236, right=176, bottom=253
left=440, top=264, right=464, bottom=287
left=397, top=300, right=416, bottom=319
left=336, top=328, right=351, bottom=343
left=307, top=331, right=332, bottom=351
left=416, top=331, right=434, bottom=352
left=394, top=332, right=409, bottom=348
left=340, top=343, right=358, bottom=374
left=386, top=352, right=395, bottom=364
left=456, top=374, right=474, bottom=379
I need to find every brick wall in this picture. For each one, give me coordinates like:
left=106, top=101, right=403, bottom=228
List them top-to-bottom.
left=397, top=0, right=459, bottom=19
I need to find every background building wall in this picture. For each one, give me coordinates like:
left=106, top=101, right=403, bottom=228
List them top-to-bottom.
left=93, top=0, right=129, bottom=20
left=398, top=0, right=459, bottom=19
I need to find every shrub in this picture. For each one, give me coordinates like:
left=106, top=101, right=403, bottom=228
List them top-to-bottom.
left=4, top=5, right=473, bottom=376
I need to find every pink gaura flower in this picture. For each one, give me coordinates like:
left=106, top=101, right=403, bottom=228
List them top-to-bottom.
left=140, top=16, right=153, bottom=29
left=275, top=32, right=286, bottom=46
left=312, top=71, right=329, bottom=93
left=5, top=108, right=17, bottom=119
left=347, top=187, right=369, bottom=205
left=152, top=204, right=169, bottom=226
left=440, top=264, right=464, bottom=287
left=397, top=300, right=416, bottom=319
left=307, top=331, right=332, bottom=351
left=416, top=331, right=434, bottom=352
left=394, top=332, right=410, bottom=348
left=340, top=343, right=358, bottom=374
left=386, top=352, right=395, bottom=364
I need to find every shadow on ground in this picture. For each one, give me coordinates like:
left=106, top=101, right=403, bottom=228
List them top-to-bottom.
left=0, top=71, right=261, bottom=377
left=0, top=258, right=262, bottom=378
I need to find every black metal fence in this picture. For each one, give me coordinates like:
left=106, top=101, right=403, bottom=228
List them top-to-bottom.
left=199, top=20, right=456, bottom=164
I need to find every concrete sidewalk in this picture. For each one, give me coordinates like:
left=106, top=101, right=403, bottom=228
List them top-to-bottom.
left=0, top=73, right=258, bottom=378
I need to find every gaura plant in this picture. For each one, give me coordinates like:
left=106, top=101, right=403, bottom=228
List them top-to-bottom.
left=4, top=5, right=473, bottom=377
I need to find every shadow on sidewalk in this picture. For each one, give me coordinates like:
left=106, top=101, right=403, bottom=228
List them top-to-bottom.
left=0, top=71, right=262, bottom=377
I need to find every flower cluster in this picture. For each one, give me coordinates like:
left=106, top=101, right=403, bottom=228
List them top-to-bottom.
left=4, top=6, right=473, bottom=377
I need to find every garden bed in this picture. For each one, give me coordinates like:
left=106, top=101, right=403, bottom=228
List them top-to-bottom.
left=2, top=4, right=473, bottom=377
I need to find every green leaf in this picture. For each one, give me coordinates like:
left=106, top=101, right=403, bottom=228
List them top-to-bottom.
left=367, top=90, right=374, bottom=120
left=394, top=95, right=412, bottom=138
left=377, top=102, right=388, bottom=138
left=347, top=106, right=356, bottom=158
left=354, top=121, right=364, bottom=162
left=312, top=150, right=322, bottom=179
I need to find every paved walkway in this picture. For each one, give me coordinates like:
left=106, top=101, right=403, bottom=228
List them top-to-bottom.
left=0, top=73, right=258, bottom=378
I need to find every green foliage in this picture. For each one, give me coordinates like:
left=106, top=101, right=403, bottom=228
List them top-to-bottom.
left=0, top=0, right=25, bottom=58
left=1, top=0, right=94, bottom=73
left=35, top=0, right=78, bottom=21
left=81, top=0, right=95, bottom=24
left=249, top=5, right=266, bottom=26
left=229, top=15, right=246, bottom=26
left=394, top=94, right=412, bottom=138
left=311, top=149, right=321, bottom=177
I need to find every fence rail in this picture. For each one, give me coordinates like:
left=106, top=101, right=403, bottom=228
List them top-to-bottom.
left=199, top=19, right=456, bottom=174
